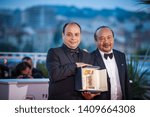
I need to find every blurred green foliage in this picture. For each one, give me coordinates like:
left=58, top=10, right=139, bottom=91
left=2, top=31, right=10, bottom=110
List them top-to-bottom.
left=136, top=48, right=150, bottom=55
left=128, top=52, right=150, bottom=99
left=128, top=57, right=149, bottom=99
left=37, top=62, right=49, bottom=78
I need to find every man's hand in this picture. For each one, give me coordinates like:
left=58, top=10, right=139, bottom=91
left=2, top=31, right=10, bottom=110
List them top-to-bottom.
left=76, top=62, right=92, bottom=68
left=82, top=92, right=101, bottom=100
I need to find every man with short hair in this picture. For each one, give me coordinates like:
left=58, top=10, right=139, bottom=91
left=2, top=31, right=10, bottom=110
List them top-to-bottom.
left=46, top=22, right=96, bottom=100
left=91, top=26, right=130, bottom=100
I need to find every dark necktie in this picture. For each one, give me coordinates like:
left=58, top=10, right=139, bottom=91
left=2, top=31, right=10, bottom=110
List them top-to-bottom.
left=70, top=48, right=79, bottom=62
left=104, top=53, right=113, bottom=59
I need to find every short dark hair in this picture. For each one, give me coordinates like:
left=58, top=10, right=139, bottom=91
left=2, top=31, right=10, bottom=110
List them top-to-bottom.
left=62, top=22, right=81, bottom=34
left=94, top=26, right=114, bottom=41
left=22, top=56, right=32, bottom=61
left=15, top=62, right=31, bottom=75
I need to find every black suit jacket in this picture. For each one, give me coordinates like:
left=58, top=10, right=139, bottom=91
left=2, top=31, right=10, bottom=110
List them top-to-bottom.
left=46, top=45, right=93, bottom=100
left=91, top=49, right=130, bottom=100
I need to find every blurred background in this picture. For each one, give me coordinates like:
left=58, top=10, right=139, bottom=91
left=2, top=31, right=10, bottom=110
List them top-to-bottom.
left=0, top=0, right=150, bottom=99
left=0, top=0, right=150, bottom=53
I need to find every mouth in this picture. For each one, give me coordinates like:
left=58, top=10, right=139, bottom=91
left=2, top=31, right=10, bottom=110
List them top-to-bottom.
left=70, top=41, right=77, bottom=44
left=103, top=44, right=110, bottom=48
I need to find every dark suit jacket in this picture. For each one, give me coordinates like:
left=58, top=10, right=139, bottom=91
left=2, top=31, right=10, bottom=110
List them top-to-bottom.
left=46, top=45, right=93, bottom=100
left=91, top=49, right=130, bottom=100
left=32, top=68, right=44, bottom=78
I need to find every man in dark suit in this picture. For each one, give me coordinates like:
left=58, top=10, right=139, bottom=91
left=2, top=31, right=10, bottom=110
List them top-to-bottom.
left=46, top=22, right=95, bottom=100
left=91, top=26, right=130, bottom=100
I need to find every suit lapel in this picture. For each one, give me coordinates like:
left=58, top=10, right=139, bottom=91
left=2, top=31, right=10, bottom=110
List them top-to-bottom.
left=61, top=45, right=74, bottom=63
left=94, top=49, right=111, bottom=99
left=95, top=49, right=106, bottom=69
left=78, top=50, right=82, bottom=62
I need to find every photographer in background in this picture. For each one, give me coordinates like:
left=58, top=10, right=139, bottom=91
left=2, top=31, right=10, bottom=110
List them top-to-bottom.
left=22, top=57, right=44, bottom=78
left=0, top=58, right=10, bottom=79
left=15, top=62, right=33, bottom=79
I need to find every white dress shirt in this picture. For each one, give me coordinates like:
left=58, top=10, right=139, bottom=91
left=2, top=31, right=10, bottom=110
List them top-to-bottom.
left=99, top=50, right=122, bottom=100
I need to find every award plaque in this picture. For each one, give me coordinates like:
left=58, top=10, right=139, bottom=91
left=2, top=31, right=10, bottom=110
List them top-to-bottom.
left=75, top=66, right=108, bottom=92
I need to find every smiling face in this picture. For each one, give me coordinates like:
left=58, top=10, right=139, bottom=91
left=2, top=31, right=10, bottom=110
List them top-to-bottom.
left=62, top=23, right=81, bottom=49
left=95, top=27, right=114, bottom=53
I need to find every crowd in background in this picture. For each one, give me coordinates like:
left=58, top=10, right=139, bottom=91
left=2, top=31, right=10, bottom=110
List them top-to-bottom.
left=0, top=57, right=44, bottom=79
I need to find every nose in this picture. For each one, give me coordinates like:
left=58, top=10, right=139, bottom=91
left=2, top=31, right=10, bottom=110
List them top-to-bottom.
left=71, top=35, right=75, bottom=40
left=102, top=38, right=107, bottom=43
left=105, top=39, right=109, bottom=43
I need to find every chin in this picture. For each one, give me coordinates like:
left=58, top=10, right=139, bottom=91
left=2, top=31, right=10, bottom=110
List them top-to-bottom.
left=72, top=45, right=78, bottom=49
left=69, top=46, right=77, bottom=49
left=73, top=46, right=78, bottom=49
left=103, top=49, right=111, bottom=52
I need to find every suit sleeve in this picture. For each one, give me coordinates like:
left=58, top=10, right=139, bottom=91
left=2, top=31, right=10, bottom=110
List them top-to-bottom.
left=46, top=48, right=77, bottom=82
left=123, top=54, right=131, bottom=99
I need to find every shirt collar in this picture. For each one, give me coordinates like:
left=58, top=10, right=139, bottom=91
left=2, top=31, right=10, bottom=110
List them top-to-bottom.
left=63, top=44, right=79, bottom=53
left=98, top=49, right=113, bottom=59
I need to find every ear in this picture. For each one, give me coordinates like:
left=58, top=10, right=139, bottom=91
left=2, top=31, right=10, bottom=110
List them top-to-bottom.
left=62, top=32, right=65, bottom=40
left=94, top=39, right=97, bottom=44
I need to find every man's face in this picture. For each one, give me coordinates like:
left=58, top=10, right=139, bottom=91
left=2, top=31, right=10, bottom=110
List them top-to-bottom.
left=62, top=24, right=81, bottom=49
left=95, top=28, right=114, bottom=53
left=21, top=67, right=32, bottom=76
